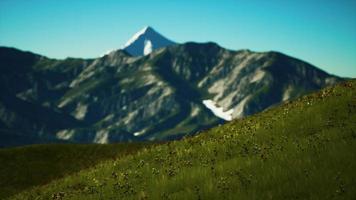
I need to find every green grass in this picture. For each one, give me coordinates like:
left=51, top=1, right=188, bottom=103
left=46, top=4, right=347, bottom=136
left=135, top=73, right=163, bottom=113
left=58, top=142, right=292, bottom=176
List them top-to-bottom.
left=4, top=80, right=356, bottom=199
left=0, top=143, right=150, bottom=199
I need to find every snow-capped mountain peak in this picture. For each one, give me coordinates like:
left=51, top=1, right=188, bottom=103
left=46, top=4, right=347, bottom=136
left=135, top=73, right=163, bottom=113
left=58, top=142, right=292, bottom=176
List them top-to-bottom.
left=122, top=26, right=176, bottom=56
left=123, top=26, right=150, bottom=48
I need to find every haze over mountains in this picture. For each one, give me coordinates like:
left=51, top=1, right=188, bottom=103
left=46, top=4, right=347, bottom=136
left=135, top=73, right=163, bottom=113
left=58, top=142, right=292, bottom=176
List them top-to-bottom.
left=0, top=26, right=342, bottom=147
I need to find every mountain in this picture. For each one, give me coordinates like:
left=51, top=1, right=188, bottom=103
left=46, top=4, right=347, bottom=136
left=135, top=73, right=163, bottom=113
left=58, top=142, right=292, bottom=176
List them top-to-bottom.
left=122, top=26, right=176, bottom=56
left=0, top=29, right=343, bottom=146
left=0, top=47, right=91, bottom=147
left=6, top=80, right=356, bottom=199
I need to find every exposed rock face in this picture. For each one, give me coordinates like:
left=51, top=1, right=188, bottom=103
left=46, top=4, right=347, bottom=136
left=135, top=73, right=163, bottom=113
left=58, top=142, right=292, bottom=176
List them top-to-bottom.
left=0, top=43, right=342, bottom=146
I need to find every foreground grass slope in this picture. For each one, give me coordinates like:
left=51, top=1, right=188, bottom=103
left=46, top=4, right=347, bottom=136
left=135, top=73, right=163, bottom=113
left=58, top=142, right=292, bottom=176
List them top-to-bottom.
left=9, top=80, right=356, bottom=199
left=0, top=143, right=149, bottom=199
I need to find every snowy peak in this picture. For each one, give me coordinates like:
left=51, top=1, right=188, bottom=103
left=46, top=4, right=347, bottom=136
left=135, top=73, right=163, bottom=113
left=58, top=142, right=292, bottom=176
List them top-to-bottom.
left=122, top=26, right=176, bottom=56
left=123, top=26, right=151, bottom=48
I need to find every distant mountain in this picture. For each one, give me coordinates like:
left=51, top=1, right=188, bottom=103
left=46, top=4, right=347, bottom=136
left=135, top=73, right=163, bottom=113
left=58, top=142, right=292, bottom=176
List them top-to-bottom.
left=122, top=26, right=176, bottom=56
left=0, top=28, right=343, bottom=146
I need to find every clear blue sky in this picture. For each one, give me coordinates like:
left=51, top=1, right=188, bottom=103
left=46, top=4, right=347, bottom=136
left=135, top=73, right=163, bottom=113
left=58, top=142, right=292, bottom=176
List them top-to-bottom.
left=0, top=0, right=355, bottom=77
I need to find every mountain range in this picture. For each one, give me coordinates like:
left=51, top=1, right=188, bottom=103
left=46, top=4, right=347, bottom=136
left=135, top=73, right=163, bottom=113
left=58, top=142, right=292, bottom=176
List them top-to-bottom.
left=0, top=26, right=342, bottom=147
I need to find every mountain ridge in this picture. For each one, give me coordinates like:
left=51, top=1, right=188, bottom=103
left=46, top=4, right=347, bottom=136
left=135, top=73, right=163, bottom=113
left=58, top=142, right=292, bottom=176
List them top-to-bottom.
left=0, top=39, right=343, bottom=146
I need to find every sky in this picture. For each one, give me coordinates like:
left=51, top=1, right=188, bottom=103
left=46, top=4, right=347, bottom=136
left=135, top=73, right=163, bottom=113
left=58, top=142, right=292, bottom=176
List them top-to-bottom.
left=0, top=0, right=355, bottom=77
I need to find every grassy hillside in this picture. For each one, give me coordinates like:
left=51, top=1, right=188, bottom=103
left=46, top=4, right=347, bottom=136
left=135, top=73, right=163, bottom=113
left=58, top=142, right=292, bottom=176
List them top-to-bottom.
left=6, top=80, right=356, bottom=199
left=0, top=143, right=149, bottom=199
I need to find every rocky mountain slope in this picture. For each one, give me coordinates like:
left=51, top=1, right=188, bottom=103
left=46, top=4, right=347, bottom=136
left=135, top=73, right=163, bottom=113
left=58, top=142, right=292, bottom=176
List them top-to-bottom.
left=0, top=29, right=342, bottom=146
left=7, top=80, right=356, bottom=200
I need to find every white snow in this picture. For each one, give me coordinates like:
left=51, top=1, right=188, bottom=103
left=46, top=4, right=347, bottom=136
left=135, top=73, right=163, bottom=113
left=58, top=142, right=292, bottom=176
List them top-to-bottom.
left=122, top=26, right=175, bottom=56
left=123, top=26, right=149, bottom=48
left=144, top=40, right=153, bottom=55
left=100, top=49, right=115, bottom=57
left=202, top=100, right=234, bottom=121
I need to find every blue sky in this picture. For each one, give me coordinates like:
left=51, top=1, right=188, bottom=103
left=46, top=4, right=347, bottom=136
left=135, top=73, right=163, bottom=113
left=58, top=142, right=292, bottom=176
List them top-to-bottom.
left=0, top=0, right=355, bottom=77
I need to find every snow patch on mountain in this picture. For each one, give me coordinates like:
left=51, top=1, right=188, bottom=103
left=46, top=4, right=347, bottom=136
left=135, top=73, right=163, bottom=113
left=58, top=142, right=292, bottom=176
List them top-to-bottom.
left=123, top=26, right=150, bottom=48
left=144, top=40, right=153, bottom=55
left=100, top=49, right=115, bottom=57
left=203, top=100, right=233, bottom=121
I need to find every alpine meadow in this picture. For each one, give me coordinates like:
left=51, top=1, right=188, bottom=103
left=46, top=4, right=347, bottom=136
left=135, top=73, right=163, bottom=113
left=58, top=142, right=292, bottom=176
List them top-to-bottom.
left=0, top=1, right=355, bottom=199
